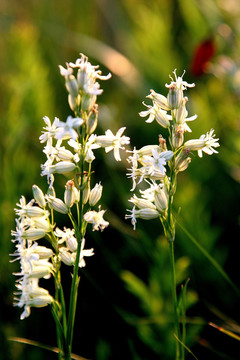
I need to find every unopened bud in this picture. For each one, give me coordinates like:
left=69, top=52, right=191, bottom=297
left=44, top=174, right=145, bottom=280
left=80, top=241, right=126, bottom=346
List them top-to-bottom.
left=65, top=75, right=79, bottom=97
left=167, top=84, right=183, bottom=110
left=147, top=90, right=170, bottom=110
left=81, top=93, right=97, bottom=112
left=68, top=94, right=81, bottom=111
left=175, top=97, right=188, bottom=124
left=86, top=105, right=98, bottom=135
left=155, top=109, right=170, bottom=128
left=172, top=125, right=184, bottom=148
left=159, top=135, right=167, bottom=151
left=175, top=149, right=191, bottom=172
left=54, top=161, right=76, bottom=174
left=83, top=179, right=90, bottom=205
left=64, top=180, right=75, bottom=208
left=89, top=183, right=103, bottom=206
left=32, top=185, right=46, bottom=208
left=47, top=186, right=56, bottom=198
left=154, top=187, right=168, bottom=212
left=46, top=195, right=69, bottom=214
left=129, top=195, right=156, bottom=210
left=137, top=208, right=159, bottom=220
left=22, top=228, right=46, bottom=241
left=66, top=236, right=78, bottom=252
left=34, top=246, right=54, bottom=259
left=59, top=247, right=74, bottom=266
left=30, top=294, right=54, bottom=307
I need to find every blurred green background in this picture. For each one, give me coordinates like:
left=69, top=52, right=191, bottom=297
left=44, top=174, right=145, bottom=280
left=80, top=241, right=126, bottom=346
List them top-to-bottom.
left=1, top=0, right=240, bottom=359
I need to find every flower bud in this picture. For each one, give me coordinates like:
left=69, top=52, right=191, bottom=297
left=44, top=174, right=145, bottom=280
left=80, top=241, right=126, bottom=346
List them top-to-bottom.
left=77, top=67, right=87, bottom=90
left=65, top=75, right=79, bottom=97
left=167, top=84, right=183, bottom=110
left=147, top=90, right=170, bottom=110
left=81, top=93, right=97, bottom=112
left=68, top=94, right=81, bottom=111
left=175, top=97, right=188, bottom=124
left=86, top=105, right=98, bottom=135
left=155, top=109, right=170, bottom=128
left=172, top=125, right=184, bottom=148
left=184, top=139, right=206, bottom=151
left=56, top=148, right=75, bottom=161
left=175, top=150, right=191, bottom=172
left=53, top=161, right=76, bottom=174
left=83, top=179, right=90, bottom=205
left=64, top=180, right=75, bottom=208
left=89, top=183, right=103, bottom=206
left=32, top=185, right=46, bottom=208
left=47, top=186, right=56, bottom=197
left=154, top=187, right=168, bottom=212
left=46, top=195, right=69, bottom=214
left=129, top=195, right=156, bottom=210
left=21, top=207, right=47, bottom=218
left=137, top=208, right=159, bottom=220
left=32, top=218, right=52, bottom=232
left=23, top=228, right=46, bottom=241
left=66, top=236, right=78, bottom=252
left=34, top=246, right=54, bottom=259
left=59, top=247, right=74, bottom=266
left=27, top=261, right=53, bottom=279
left=30, top=294, right=54, bottom=308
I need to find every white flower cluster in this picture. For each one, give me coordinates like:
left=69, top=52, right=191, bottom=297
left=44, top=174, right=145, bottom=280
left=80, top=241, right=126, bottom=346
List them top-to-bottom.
left=11, top=54, right=130, bottom=319
left=126, top=70, right=220, bottom=229
left=11, top=194, right=54, bottom=320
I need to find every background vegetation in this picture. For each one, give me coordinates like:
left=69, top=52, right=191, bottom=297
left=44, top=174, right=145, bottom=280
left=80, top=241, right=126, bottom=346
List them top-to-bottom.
left=1, top=0, right=240, bottom=359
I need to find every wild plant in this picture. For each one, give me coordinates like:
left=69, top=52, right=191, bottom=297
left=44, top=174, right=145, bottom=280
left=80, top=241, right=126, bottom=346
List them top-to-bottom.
left=10, top=53, right=130, bottom=360
left=125, top=70, right=220, bottom=359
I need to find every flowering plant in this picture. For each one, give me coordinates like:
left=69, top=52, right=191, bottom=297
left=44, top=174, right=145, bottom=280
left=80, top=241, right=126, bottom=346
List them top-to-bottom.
left=11, top=54, right=129, bottom=359
left=126, top=70, right=219, bottom=359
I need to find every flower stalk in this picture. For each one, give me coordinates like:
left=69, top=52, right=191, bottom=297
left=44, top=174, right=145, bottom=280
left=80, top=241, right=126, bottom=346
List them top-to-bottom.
left=11, top=53, right=130, bottom=359
left=126, top=69, right=219, bottom=359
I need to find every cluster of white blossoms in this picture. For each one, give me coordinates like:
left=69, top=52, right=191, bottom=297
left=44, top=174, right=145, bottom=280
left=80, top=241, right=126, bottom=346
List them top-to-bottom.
left=12, top=54, right=130, bottom=319
left=126, top=70, right=220, bottom=230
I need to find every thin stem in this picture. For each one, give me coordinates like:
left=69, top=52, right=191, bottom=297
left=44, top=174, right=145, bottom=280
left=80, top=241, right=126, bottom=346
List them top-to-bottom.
left=66, top=126, right=85, bottom=359
left=168, top=239, right=181, bottom=360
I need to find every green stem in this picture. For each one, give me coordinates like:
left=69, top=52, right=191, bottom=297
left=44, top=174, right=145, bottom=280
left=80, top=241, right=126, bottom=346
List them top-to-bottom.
left=66, top=133, right=85, bottom=359
left=168, top=239, right=181, bottom=360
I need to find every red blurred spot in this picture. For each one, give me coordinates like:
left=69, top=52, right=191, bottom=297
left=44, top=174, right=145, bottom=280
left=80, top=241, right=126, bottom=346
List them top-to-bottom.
left=190, top=38, right=215, bottom=77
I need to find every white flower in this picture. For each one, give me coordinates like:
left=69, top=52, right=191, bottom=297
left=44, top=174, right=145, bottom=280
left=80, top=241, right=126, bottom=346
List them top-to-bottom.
left=69, top=53, right=111, bottom=85
left=59, top=63, right=73, bottom=77
left=165, top=69, right=195, bottom=91
left=165, top=70, right=195, bottom=109
left=146, top=89, right=170, bottom=110
left=139, top=103, right=170, bottom=128
left=39, top=116, right=60, bottom=144
left=54, top=116, right=84, bottom=141
left=95, top=127, right=130, bottom=161
left=184, top=129, right=220, bottom=157
left=197, top=129, right=220, bottom=158
left=84, top=134, right=101, bottom=163
left=140, top=149, right=173, bottom=176
left=128, top=194, right=156, bottom=210
left=15, top=196, right=48, bottom=219
left=125, top=206, right=159, bottom=230
left=84, top=208, right=109, bottom=231
left=11, top=220, right=46, bottom=242
left=55, top=227, right=78, bottom=251
left=78, top=238, right=94, bottom=268
left=14, top=278, right=53, bottom=320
